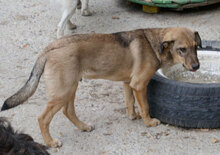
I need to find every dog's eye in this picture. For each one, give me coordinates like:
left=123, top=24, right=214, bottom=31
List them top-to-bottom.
left=195, top=46, right=198, bottom=51
left=179, top=48, right=186, bottom=53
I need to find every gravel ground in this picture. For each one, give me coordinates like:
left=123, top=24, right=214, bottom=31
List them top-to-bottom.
left=0, top=0, right=220, bottom=154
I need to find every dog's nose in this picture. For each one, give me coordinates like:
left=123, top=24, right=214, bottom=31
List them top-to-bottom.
left=192, top=63, right=200, bottom=70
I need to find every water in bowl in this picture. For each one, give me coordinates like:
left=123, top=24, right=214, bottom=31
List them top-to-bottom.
left=159, top=50, right=220, bottom=83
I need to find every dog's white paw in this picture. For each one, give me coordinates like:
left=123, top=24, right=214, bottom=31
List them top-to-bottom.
left=77, top=1, right=81, bottom=9
left=81, top=9, right=92, bottom=16
left=67, top=22, right=77, bottom=30
left=57, top=29, right=64, bottom=39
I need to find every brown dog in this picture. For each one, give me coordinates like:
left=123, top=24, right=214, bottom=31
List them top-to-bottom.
left=1, top=27, right=201, bottom=147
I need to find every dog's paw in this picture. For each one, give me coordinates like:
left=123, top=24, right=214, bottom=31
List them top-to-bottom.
left=77, top=1, right=81, bottom=9
left=81, top=9, right=92, bottom=16
left=67, top=22, right=77, bottom=30
left=57, top=30, right=64, bottom=39
left=127, top=112, right=141, bottom=120
left=145, top=118, right=160, bottom=127
left=82, top=124, right=95, bottom=132
left=47, top=139, right=62, bottom=148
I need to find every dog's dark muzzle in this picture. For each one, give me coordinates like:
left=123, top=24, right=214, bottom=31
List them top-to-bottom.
left=183, top=63, right=200, bottom=72
left=192, top=63, right=200, bottom=71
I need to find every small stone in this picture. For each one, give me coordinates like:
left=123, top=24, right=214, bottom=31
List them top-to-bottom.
left=155, top=133, right=161, bottom=139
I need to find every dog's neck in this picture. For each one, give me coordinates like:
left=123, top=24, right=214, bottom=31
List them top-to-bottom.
left=143, top=28, right=173, bottom=68
left=143, top=29, right=164, bottom=65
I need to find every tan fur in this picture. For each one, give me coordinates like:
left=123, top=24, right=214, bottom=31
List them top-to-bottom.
left=3, top=28, right=201, bottom=147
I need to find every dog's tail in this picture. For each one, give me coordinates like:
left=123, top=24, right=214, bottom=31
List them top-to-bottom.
left=1, top=52, right=47, bottom=111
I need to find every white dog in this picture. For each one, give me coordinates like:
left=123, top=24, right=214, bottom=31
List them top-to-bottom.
left=54, top=0, right=92, bottom=38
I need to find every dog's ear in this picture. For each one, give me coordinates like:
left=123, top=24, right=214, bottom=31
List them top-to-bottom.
left=194, top=31, right=202, bottom=48
left=160, top=41, right=174, bottom=54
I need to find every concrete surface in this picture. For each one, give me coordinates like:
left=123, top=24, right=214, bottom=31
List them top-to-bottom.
left=0, top=0, right=220, bottom=154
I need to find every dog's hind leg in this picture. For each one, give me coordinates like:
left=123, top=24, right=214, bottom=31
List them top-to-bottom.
left=77, top=0, right=81, bottom=9
left=81, top=0, right=92, bottom=16
left=57, top=1, right=78, bottom=38
left=38, top=59, right=82, bottom=147
left=123, top=82, right=140, bottom=120
left=62, top=83, right=94, bottom=132
left=38, top=99, right=64, bottom=147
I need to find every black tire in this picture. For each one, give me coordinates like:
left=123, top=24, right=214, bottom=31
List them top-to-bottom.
left=147, top=40, right=220, bottom=129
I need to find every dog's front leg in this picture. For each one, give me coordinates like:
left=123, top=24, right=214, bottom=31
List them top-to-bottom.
left=81, top=0, right=92, bottom=16
left=130, top=68, right=160, bottom=127
left=123, top=82, right=140, bottom=120
left=133, top=87, right=160, bottom=127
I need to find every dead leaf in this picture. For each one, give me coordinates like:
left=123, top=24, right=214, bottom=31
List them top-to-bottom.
left=112, top=16, right=120, bottom=20
left=0, top=20, right=9, bottom=25
left=23, top=43, right=29, bottom=48
left=16, top=66, right=23, bottom=69
left=90, top=93, right=99, bottom=98
left=101, top=93, right=109, bottom=97
left=105, top=121, right=113, bottom=125
left=200, top=129, right=209, bottom=132
left=59, top=132, right=63, bottom=136
left=103, top=132, right=112, bottom=136
left=141, top=132, right=147, bottom=136
left=163, top=132, right=169, bottom=136
left=211, top=138, right=219, bottom=144
left=149, top=149, right=155, bottom=152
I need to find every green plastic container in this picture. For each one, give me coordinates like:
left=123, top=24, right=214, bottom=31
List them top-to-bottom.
left=129, top=0, right=220, bottom=10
